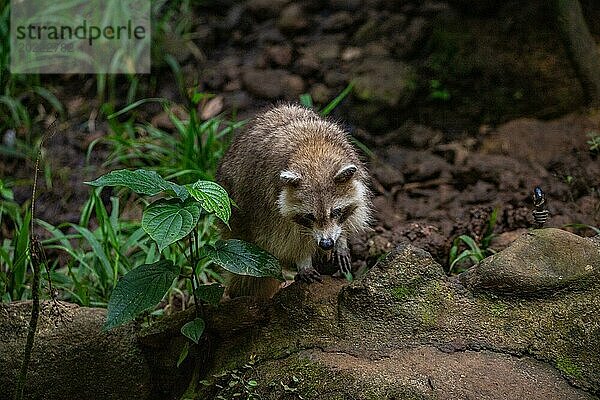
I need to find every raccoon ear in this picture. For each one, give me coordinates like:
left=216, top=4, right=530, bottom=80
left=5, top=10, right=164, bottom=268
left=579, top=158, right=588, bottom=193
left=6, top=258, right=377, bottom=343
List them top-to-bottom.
left=334, top=164, right=357, bottom=184
left=280, top=170, right=302, bottom=186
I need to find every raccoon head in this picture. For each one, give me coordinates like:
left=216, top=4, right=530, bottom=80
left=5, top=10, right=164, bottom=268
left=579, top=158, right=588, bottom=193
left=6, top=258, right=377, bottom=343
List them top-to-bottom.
left=277, top=164, right=369, bottom=250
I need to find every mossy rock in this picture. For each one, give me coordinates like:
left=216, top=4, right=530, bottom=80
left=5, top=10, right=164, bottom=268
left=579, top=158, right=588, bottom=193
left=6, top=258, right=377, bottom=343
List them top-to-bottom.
left=459, top=228, right=600, bottom=295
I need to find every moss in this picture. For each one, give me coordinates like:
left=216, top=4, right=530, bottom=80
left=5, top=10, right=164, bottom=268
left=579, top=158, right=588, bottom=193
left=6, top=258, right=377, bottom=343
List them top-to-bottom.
left=391, top=285, right=417, bottom=301
left=489, top=302, right=508, bottom=317
left=556, top=355, right=583, bottom=379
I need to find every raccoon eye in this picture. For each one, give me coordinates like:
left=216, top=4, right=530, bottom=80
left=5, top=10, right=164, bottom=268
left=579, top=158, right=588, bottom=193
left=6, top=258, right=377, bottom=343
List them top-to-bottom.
left=338, top=205, right=358, bottom=223
left=330, top=208, right=343, bottom=219
left=293, top=213, right=316, bottom=227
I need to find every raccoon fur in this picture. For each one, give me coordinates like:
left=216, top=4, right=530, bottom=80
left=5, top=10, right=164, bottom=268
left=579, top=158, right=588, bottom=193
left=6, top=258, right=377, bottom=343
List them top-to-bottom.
left=216, top=104, right=371, bottom=298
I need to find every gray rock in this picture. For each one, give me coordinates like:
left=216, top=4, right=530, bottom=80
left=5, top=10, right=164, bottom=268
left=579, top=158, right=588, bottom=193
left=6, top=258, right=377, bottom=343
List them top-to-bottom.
left=460, top=228, right=600, bottom=295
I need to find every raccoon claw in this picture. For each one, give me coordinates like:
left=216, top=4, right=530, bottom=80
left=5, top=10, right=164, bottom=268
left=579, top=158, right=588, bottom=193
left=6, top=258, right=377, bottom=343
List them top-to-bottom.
left=335, top=249, right=352, bottom=277
left=295, top=267, right=323, bottom=283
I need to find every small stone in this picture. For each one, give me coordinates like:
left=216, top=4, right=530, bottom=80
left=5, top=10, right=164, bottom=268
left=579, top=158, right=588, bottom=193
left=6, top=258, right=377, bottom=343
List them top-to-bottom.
left=277, top=3, right=309, bottom=33
left=322, top=11, right=355, bottom=32
left=300, top=40, right=341, bottom=63
left=264, top=45, right=293, bottom=67
left=341, top=47, right=362, bottom=62
left=241, top=68, right=304, bottom=99
left=281, top=74, right=305, bottom=98
left=309, top=84, right=331, bottom=104
left=199, top=96, right=224, bottom=120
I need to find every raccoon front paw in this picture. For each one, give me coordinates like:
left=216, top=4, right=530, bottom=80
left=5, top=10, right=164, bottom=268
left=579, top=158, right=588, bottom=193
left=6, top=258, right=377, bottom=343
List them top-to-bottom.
left=334, top=248, right=352, bottom=277
left=295, top=267, right=323, bottom=283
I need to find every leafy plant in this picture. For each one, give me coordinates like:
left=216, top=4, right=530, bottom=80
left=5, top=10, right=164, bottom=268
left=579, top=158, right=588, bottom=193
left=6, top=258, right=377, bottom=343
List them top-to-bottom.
left=428, top=79, right=451, bottom=101
left=90, top=93, right=243, bottom=184
left=587, top=130, right=600, bottom=155
left=85, top=169, right=282, bottom=345
left=448, top=208, right=498, bottom=273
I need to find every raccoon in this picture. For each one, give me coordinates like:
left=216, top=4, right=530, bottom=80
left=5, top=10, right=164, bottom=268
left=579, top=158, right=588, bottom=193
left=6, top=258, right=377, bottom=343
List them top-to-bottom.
left=216, top=104, right=371, bottom=298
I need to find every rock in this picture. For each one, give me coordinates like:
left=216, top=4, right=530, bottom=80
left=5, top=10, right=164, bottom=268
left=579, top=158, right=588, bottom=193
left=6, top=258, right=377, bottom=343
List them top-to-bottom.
left=246, top=0, right=289, bottom=18
left=328, top=0, right=361, bottom=11
left=277, top=3, right=309, bottom=33
left=322, top=11, right=355, bottom=32
left=352, top=17, right=380, bottom=45
left=299, top=40, right=341, bottom=63
left=264, top=45, right=293, bottom=67
left=341, top=46, right=362, bottom=62
left=294, top=55, right=320, bottom=76
left=352, top=58, right=418, bottom=107
left=241, top=68, right=304, bottom=99
left=323, top=70, right=348, bottom=87
left=281, top=74, right=305, bottom=98
left=309, top=83, right=331, bottom=104
left=222, top=91, right=253, bottom=111
left=199, top=96, right=224, bottom=120
left=150, top=105, right=189, bottom=130
left=481, top=115, right=597, bottom=167
left=386, top=121, right=443, bottom=149
left=460, top=228, right=600, bottom=295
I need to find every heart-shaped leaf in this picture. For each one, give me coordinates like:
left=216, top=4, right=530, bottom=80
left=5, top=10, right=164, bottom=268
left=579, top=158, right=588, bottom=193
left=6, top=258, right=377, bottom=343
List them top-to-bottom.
left=86, top=169, right=189, bottom=201
left=185, top=180, right=231, bottom=224
left=142, top=198, right=202, bottom=252
left=201, top=239, right=283, bottom=280
left=104, top=260, right=179, bottom=330
left=194, top=283, right=225, bottom=305
left=181, top=317, right=205, bottom=344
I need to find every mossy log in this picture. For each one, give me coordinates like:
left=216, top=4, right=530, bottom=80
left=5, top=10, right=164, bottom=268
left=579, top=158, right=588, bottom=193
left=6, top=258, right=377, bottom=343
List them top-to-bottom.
left=1, top=229, right=599, bottom=399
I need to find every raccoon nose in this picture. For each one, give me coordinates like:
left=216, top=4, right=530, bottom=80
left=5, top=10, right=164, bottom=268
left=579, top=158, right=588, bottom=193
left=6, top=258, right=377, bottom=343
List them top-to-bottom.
left=318, top=238, right=334, bottom=250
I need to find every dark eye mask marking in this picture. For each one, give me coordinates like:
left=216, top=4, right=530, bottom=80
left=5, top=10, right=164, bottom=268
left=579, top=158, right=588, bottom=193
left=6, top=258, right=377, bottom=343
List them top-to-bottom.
left=293, top=213, right=316, bottom=228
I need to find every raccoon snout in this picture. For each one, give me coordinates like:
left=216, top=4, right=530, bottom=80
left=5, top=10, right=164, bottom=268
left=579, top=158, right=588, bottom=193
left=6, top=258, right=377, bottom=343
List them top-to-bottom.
left=318, top=238, right=334, bottom=250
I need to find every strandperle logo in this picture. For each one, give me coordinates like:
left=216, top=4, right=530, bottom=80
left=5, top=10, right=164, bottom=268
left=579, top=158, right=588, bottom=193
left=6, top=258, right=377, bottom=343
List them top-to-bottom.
left=10, top=0, right=150, bottom=74
left=15, top=20, right=147, bottom=47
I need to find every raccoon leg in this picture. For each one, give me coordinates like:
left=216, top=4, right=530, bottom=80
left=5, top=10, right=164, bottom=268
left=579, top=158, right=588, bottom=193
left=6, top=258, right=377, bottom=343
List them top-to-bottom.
left=333, top=237, right=352, bottom=276
left=294, top=255, right=322, bottom=283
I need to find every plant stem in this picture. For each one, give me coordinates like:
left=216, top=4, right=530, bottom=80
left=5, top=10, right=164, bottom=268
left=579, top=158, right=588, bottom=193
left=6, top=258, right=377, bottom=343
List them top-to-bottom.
left=14, top=141, right=47, bottom=400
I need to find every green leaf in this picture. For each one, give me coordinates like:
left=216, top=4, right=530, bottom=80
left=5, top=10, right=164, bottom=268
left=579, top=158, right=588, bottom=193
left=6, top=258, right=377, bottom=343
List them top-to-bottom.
left=320, top=82, right=353, bottom=116
left=85, top=169, right=189, bottom=201
left=185, top=180, right=231, bottom=225
left=142, top=198, right=202, bottom=252
left=12, top=209, right=31, bottom=296
left=201, top=239, right=283, bottom=280
left=104, top=260, right=179, bottom=330
left=194, top=283, right=224, bottom=305
left=181, top=317, right=205, bottom=344
left=177, top=341, right=189, bottom=367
